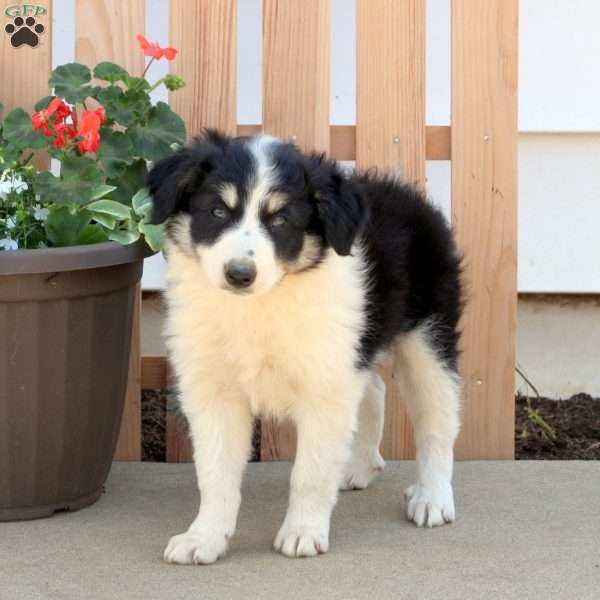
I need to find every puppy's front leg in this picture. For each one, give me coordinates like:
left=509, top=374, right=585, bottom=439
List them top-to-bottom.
left=164, top=392, right=252, bottom=565
left=274, top=393, right=360, bottom=558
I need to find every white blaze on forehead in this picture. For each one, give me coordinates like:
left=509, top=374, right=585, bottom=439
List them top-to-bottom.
left=244, top=135, right=280, bottom=224
left=214, top=136, right=281, bottom=261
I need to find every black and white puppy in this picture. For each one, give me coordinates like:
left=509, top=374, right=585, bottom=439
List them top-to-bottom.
left=148, top=131, right=463, bottom=564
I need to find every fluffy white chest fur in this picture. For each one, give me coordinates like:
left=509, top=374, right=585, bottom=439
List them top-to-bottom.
left=164, top=240, right=371, bottom=420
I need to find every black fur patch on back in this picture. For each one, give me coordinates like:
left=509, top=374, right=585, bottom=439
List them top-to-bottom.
left=354, top=174, right=463, bottom=371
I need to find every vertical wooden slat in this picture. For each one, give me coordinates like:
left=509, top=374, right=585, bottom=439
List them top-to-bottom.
left=0, top=0, right=53, bottom=168
left=75, top=0, right=144, bottom=74
left=166, top=0, right=237, bottom=461
left=170, top=0, right=237, bottom=137
left=260, top=0, right=330, bottom=460
left=262, top=0, right=330, bottom=153
left=356, top=0, right=426, bottom=459
left=356, top=0, right=426, bottom=188
left=452, top=0, right=518, bottom=459
left=0, top=1, right=53, bottom=112
left=75, top=1, right=145, bottom=461
left=141, top=356, right=168, bottom=389
left=260, top=418, right=297, bottom=462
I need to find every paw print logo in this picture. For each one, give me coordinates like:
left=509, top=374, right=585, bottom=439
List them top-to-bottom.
left=5, top=16, right=45, bottom=48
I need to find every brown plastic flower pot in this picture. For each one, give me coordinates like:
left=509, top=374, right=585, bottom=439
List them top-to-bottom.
left=0, top=242, right=150, bottom=521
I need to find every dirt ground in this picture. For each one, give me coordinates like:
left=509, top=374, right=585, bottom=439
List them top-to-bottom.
left=141, top=390, right=166, bottom=462
left=142, top=391, right=600, bottom=461
left=515, top=393, right=600, bottom=460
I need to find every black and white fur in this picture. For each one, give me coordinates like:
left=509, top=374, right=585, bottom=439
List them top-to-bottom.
left=148, top=131, right=463, bottom=564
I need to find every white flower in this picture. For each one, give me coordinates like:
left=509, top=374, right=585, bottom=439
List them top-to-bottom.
left=0, top=172, right=28, bottom=197
left=12, top=177, right=28, bottom=194
left=33, top=207, right=50, bottom=222
left=5, top=216, right=16, bottom=229
left=0, top=237, right=18, bottom=250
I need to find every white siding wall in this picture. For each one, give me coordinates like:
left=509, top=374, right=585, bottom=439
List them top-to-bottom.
left=519, top=135, right=600, bottom=293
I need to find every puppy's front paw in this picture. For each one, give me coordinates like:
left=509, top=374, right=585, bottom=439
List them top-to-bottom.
left=404, top=481, right=455, bottom=527
left=274, top=517, right=329, bottom=558
left=164, top=528, right=229, bottom=565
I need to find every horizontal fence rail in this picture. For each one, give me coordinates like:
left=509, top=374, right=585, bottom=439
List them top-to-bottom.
left=237, top=125, right=451, bottom=161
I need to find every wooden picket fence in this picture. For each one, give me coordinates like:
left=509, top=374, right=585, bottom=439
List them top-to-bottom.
left=1, top=0, right=518, bottom=462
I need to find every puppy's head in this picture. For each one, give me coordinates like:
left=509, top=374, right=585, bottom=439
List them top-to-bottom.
left=148, top=131, right=366, bottom=295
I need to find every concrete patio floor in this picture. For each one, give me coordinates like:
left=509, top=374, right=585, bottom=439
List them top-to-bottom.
left=1, top=461, right=599, bottom=600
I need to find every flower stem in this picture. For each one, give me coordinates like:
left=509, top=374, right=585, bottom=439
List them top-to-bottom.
left=142, top=57, right=155, bottom=78
left=147, top=77, right=166, bottom=93
left=20, top=152, right=35, bottom=166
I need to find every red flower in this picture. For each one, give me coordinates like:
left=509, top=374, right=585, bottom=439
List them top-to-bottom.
left=136, top=34, right=177, bottom=61
left=161, top=47, right=177, bottom=60
left=31, top=98, right=105, bottom=154
left=32, top=98, right=73, bottom=138
left=47, top=98, right=71, bottom=119
left=94, top=106, right=106, bottom=123
left=76, top=108, right=104, bottom=154
left=77, top=110, right=102, bottom=136
left=31, top=111, right=53, bottom=137
left=54, top=121, right=77, bottom=144
left=53, top=134, right=66, bottom=149
left=78, top=134, right=100, bottom=154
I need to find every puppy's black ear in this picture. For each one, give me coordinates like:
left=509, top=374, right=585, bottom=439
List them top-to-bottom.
left=146, top=130, right=227, bottom=224
left=305, top=155, right=367, bottom=256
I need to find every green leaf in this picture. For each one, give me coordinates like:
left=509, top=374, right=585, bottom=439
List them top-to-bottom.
left=94, top=62, right=129, bottom=83
left=49, top=63, right=92, bottom=104
left=125, top=76, right=151, bottom=93
left=95, top=85, right=122, bottom=105
left=96, top=86, right=150, bottom=127
left=34, top=95, right=55, bottom=111
left=129, top=102, right=186, bottom=161
left=2, top=108, right=46, bottom=150
left=97, top=128, right=134, bottom=178
left=60, top=154, right=103, bottom=184
left=107, top=159, right=148, bottom=204
left=34, top=171, right=97, bottom=205
left=90, top=184, right=117, bottom=200
left=131, top=187, right=153, bottom=218
left=87, top=199, right=131, bottom=220
left=45, top=206, right=91, bottom=246
left=90, top=213, right=117, bottom=230
left=138, top=222, right=164, bottom=252
left=78, top=223, right=109, bottom=245
left=108, top=229, right=140, bottom=245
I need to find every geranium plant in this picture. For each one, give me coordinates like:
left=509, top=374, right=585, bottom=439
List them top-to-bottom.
left=0, top=35, right=186, bottom=251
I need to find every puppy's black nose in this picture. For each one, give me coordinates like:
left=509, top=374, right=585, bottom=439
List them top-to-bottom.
left=225, top=260, right=257, bottom=288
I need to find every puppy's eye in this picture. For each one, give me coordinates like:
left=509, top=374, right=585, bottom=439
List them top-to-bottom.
left=211, top=206, right=228, bottom=220
left=270, top=214, right=287, bottom=228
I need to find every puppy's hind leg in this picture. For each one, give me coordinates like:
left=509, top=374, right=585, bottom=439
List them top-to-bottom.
left=395, top=324, right=461, bottom=527
left=340, top=372, right=385, bottom=490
